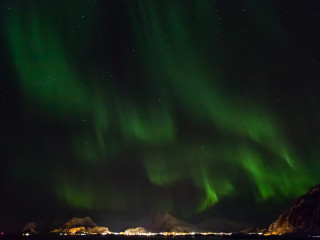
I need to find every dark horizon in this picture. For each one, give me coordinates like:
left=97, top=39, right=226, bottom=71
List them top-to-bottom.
left=1, top=0, right=320, bottom=233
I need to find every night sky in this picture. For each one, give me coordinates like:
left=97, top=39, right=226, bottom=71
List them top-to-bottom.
left=1, top=0, right=320, bottom=232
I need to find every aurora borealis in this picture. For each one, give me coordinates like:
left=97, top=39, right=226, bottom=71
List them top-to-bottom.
left=1, top=0, right=320, bottom=231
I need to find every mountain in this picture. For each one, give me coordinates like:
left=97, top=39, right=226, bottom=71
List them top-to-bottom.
left=267, top=185, right=320, bottom=236
left=146, top=212, right=197, bottom=233
left=52, top=216, right=109, bottom=235
left=62, top=216, right=98, bottom=228
left=197, top=217, right=251, bottom=233
left=21, top=222, right=37, bottom=234
left=124, top=227, right=148, bottom=234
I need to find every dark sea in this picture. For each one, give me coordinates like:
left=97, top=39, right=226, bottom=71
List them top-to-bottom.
left=0, top=234, right=312, bottom=240
left=0, top=235, right=220, bottom=240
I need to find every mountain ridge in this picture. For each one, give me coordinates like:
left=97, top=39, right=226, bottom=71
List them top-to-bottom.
left=267, top=185, right=320, bottom=235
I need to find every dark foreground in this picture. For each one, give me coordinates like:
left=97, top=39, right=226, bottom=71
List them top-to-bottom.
left=0, top=233, right=316, bottom=240
left=0, top=234, right=222, bottom=240
left=0, top=235, right=219, bottom=240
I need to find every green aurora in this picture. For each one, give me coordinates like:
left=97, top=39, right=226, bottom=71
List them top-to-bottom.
left=2, top=0, right=320, bottom=226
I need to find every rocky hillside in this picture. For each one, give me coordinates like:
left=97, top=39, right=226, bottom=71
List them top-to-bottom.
left=267, top=185, right=320, bottom=235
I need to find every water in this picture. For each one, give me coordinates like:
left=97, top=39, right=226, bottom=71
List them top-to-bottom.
left=0, top=233, right=314, bottom=240
left=0, top=234, right=225, bottom=240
